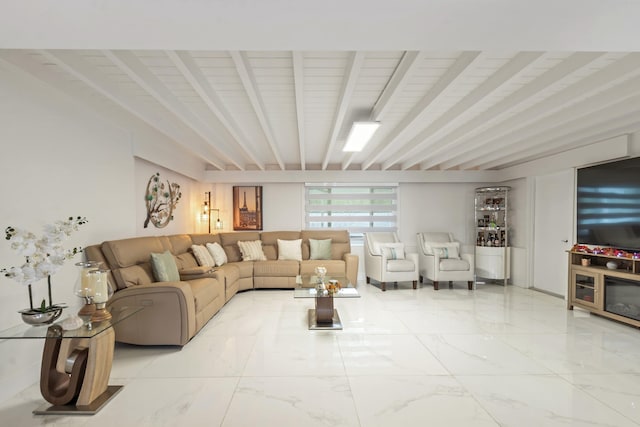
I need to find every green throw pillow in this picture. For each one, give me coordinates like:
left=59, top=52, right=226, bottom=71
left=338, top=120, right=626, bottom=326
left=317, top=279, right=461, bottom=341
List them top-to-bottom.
left=310, top=238, right=332, bottom=260
left=150, top=250, right=180, bottom=282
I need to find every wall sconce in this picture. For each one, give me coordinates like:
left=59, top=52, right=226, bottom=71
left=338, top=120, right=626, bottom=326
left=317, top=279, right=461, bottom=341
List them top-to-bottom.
left=203, top=191, right=223, bottom=233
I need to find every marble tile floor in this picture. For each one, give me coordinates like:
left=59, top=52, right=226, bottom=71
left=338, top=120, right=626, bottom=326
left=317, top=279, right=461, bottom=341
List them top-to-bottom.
left=2, top=281, right=640, bottom=426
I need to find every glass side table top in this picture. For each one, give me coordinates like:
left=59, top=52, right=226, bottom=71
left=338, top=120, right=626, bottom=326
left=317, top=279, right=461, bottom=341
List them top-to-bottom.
left=293, top=275, right=360, bottom=299
left=0, top=306, right=142, bottom=340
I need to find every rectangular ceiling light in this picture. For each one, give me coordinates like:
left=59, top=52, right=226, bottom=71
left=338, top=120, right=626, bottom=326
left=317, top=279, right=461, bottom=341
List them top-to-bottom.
left=343, top=121, right=381, bottom=152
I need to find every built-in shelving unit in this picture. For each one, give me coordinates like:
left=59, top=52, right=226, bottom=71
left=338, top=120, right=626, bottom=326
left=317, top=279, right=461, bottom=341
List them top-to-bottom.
left=474, top=186, right=510, bottom=285
left=568, top=250, right=640, bottom=328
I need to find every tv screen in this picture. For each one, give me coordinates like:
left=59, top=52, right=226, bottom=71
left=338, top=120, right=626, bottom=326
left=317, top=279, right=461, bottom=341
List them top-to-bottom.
left=576, top=157, right=640, bottom=251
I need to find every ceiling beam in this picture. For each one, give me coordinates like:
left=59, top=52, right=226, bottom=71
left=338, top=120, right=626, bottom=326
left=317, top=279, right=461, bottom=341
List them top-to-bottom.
left=29, top=50, right=226, bottom=170
left=104, top=50, right=242, bottom=170
left=166, top=50, right=265, bottom=170
left=341, top=50, right=421, bottom=170
left=230, top=51, right=285, bottom=170
left=292, top=51, right=306, bottom=171
left=322, top=51, right=365, bottom=170
left=361, top=51, right=481, bottom=170
left=382, top=51, right=544, bottom=170
left=396, top=52, right=542, bottom=169
left=415, top=52, right=608, bottom=170
left=439, top=53, right=640, bottom=170
left=472, top=92, right=640, bottom=169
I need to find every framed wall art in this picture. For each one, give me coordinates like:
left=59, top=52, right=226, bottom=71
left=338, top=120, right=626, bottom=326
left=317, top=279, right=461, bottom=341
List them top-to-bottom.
left=233, top=186, right=263, bottom=230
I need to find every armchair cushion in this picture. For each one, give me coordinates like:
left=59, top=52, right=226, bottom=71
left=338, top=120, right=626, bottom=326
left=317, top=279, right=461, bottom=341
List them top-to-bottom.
left=431, top=242, right=460, bottom=259
left=381, top=243, right=405, bottom=260
left=440, top=258, right=471, bottom=271
left=387, top=259, right=416, bottom=272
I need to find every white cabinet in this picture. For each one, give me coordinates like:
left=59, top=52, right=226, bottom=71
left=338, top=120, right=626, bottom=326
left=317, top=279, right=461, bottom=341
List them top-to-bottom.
left=475, top=186, right=510, bottom=283
left=476, top=246, right=511, bottom=280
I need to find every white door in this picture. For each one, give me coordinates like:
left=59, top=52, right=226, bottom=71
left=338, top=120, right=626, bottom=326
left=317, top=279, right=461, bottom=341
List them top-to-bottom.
left=533, top=169, right=575, bottom=296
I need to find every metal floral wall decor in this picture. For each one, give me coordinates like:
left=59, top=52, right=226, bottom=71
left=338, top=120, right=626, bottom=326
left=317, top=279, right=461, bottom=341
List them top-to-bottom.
left=144, top=172, right=182, bottom=228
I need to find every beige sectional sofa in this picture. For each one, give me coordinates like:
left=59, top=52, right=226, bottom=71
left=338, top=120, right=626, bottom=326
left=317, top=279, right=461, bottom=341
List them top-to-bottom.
left=84, top=230, right=357, bottom=346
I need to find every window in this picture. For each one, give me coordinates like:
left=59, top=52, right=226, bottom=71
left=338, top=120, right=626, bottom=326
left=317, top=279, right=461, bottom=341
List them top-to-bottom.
left=305, top=184, right=398, bottom=238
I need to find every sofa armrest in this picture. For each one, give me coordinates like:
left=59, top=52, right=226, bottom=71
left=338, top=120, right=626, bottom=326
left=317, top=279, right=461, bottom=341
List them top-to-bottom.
left=343, top=253, right=359, bottom=286
left=179, top=266, right=217, bottom=281
left=107, top=281, right=196, bottom=346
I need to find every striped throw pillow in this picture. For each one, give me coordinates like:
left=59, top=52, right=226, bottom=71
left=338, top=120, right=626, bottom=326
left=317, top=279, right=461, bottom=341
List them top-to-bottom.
left=237, top=240, right=267, bottom=261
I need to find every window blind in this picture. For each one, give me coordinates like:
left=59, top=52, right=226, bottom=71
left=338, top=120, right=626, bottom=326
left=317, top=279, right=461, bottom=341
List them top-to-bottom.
left=305, top=184, right=398, bottom=236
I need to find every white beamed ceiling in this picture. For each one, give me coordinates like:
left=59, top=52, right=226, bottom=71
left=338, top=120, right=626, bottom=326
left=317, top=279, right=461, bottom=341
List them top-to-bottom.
left=3, top=2, right=640, bottom=176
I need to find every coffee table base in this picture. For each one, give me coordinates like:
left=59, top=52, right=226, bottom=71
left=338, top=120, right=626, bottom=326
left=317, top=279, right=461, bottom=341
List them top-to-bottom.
left=308, top=309, right=342, bottom=330
left=33, top=385, right=123, bottom=415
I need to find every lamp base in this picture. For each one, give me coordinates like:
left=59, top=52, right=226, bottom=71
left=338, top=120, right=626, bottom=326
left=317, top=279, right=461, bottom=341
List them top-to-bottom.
left=90, top=303, right=111, bottom=322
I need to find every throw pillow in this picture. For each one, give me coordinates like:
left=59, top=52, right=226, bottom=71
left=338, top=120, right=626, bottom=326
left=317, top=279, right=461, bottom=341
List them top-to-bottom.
left=309, top=238, right=332, bottom=260
left=278, top=239, right=302, bottom=261
left=237, top=240, right=267, bottom=261
left=206, top=242, right=228, bottom=266
left=432, top=242, right=460, bottom=259
left=381, top=243, right=405, bottom=260
left=191, top=244, right=215, bottom=267
left=150, top=250, right=180, bottom=282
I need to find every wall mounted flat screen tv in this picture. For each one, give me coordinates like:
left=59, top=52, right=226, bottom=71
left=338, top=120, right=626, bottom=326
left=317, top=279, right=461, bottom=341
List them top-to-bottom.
left=576, top=156, right=640, bottom=251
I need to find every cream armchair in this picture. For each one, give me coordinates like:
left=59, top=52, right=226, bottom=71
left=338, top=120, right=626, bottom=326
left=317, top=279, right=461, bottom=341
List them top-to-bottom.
left=364, top=232, right=419, bottom=291
left=417, top=232, right=474, bottom=290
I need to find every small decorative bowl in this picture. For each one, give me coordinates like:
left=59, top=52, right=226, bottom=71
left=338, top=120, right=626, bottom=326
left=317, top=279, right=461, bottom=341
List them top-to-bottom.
left=606, top=261, right=618, bottom=270
left=19, top=307, right=64, bottom=326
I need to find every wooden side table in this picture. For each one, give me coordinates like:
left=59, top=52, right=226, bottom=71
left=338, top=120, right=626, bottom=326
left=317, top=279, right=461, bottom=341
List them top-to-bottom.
left=0, top=306, right=141, bottom=415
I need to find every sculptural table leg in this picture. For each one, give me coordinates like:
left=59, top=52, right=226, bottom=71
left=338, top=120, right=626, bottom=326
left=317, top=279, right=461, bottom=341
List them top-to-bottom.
left=315, top=296, right=334, bottom=324
left=36, top=325, right=119, bottom=415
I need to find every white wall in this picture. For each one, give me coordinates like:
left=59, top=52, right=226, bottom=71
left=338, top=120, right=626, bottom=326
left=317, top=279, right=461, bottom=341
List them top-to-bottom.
left=0, top=61, right=204, bottom=402
left=135, top=157, right=201, bottom=236
left=398, top=183, right=477, bottom=252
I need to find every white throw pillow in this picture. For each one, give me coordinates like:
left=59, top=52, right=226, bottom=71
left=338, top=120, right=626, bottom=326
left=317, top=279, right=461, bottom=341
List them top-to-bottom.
left=277, top=239, right=302, bottom=261
left=237, top=240, right=267, bottom=261
left=206, top=242, right=228, bottom=266
left=431, top=242, right=460, bottom=259
left=381, top=243, right=405, bottom=260
left=191, top=244, right=215, bottom=267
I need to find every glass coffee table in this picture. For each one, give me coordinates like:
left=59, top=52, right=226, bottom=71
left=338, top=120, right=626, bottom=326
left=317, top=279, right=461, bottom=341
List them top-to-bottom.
left=293, top=275, right=360, bottom=330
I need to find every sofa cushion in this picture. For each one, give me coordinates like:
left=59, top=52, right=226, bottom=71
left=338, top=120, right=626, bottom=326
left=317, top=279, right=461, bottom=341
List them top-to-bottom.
left=301, top=230, right=350, bottom=261
left=261, top=231, right=301, bottom=260
left=220, top=232, right=261, bottom=262
left=190, top=233, right=222, bottom=246
left=168, top=234, right=193, bottom=256
left=102, top=236, right=169, bottom=269
left=309, top=238, right=332, bottom=260
left=278, top=239, right=302, bottom=261
left=238, top=240, right=267, bottom=261
left=206, top=242, right=228, bottom=266
left=192, top=244, right=215, bottom=267
left=150, top=251, right=180, bottom=282
left=439, top=258, right=470, bottom=271
left=253, top=260, right=300, bottom=277
left=228, top=261, right=253, bottom=279
left=118, top=264, right=154, bottom=288
left=187, top=277, right=221, bottom=313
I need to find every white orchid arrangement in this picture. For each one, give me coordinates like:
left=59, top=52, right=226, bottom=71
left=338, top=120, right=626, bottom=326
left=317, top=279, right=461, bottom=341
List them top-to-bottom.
left=1, top=216, right=88, bottom=311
